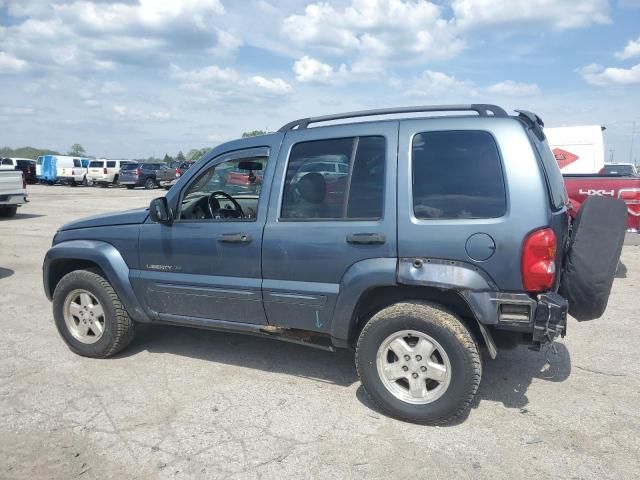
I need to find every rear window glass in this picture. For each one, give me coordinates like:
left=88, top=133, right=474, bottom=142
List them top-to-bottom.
left=412, top=130, right=507, bottom=219
left=530, top=135, right=568, bottom=210
left=1, top=158, right=12, bottom=165
left=73, top=159, right=81, bottom=167
left=89, top=161, right=104, bottom=167
left=106, top=161, right=116, bottom=168
left=121, top=163, right=139, bottom=170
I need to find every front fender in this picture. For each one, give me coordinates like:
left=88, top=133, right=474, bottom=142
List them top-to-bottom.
left=43, top=240, right=149, bottom=322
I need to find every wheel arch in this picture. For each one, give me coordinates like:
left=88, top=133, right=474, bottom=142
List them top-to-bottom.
left=43, top=240, right=149, bottom=322
left=347, top=285, right=486, bottom=351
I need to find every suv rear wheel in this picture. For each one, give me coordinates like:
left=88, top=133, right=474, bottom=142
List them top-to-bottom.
left=144, top=178, right=156, bottom=189
left=53, top=269, right=135, bottom=358
left=356, top=301, right=481, bottom=424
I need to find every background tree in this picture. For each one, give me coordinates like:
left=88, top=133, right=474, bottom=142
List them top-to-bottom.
left=242, top=130, right=270, bottom=138
left=67, top=144, right=86, bottom=156
left=0, top=146, right=60, bottom=159
left=187, top=148, right=210, bottom=162
left=176, top=151, right=186, bottom=162
left=162, top=153, right=174, bottom=164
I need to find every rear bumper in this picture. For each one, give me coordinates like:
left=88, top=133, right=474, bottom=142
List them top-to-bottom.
left=58, top=176, right=83, bottom=183
left=0, top=193, right=27, bottom=206
left=462, top=290, right=568, bottom=345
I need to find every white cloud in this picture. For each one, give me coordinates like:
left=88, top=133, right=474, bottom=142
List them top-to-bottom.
left=282, top=0, right=464, bottom=72
left=452, top=0, right=610, bottom=30
left=616, top=37, right=640, bottom=60
left=0, top=52, right=28, bottom=72
left=293, top=56, right=352, bottom=84
left=580, top=63, right=640, bottom=86
left=171, top=64, right=292, bottom=99
left=406, top=70, right=477, bottom=97
left=249, top=76, right=292, bottom=94
left=487, top=80, right=541, bottom=97
left=112, top=104, right=172, bottom=120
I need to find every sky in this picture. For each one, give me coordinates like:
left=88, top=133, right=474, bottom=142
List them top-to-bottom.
left=0, top=0, right=639, bottom=161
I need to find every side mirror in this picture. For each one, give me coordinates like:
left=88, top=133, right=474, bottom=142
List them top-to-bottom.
left=149, top=197, right=173, bottom=225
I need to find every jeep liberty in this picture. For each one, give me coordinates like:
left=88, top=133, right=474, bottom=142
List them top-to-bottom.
left=43, top=105, right=627, bottom=424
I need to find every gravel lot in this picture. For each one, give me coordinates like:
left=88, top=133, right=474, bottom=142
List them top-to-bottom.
left=1, top=184, right=639, bottom=480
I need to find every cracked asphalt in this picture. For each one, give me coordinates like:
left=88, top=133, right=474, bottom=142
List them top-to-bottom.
left=1, top=185, right=639, bottom=479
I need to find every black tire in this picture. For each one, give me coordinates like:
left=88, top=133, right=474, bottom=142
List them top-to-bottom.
left=113, top=175, right=119, bottom=186
left=82, top=176, right=89, bottom=187
left=144, top=178, right=156, bottom=190
left=126, top=185, right=134, bottom=190
left=560, top=196, right=627, bottom=321
left=0, top=206, right=18, bottom=218
left=53, top=269, right=135, bottom=358
left=356, top=301, right=481, bottom=425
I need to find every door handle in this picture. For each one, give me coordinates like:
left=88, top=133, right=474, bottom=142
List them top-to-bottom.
left=218, top=233, right=252, bottom=244
left=346, top=233, right=386, bottom=245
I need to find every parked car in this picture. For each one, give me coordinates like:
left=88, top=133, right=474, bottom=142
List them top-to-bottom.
left=43, top=104, right=627, bottom=424
left=37, top=155, right=90, bottom=185
left=1, top=158, right=37, bottom=184
left=87, top=159, right=134, bottom=187
left=164, top=161, right=198, bottom=190
left=118, top=162, right=177, bottom=189
left=598, top=163, right=638, bottom=176
left=0, top=170, right=27, bottom=217
left=564, top=173, right=640, bottom=232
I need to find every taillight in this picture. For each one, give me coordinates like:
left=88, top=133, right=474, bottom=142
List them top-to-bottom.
left=103, top=167, right=108, bottom=174
left=135, top=168, right=141, bottom=176
left=176, top=168, right=181, bottom=177
left=619, top=188, right=640, bottom=216
left=522, top=228, right=557, bottom=292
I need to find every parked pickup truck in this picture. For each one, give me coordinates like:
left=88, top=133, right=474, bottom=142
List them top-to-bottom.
left=43, top=105, right=628, bottom=424
left=0, top=170, right=27, bottom=217
left=564, top=174, right=640, bottom=232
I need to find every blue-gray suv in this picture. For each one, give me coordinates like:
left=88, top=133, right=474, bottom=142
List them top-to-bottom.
left=43, top=105, right=627, bottom=424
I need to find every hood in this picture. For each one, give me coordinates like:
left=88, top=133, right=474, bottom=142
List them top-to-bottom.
left=59, top=208, right=149, bottom=231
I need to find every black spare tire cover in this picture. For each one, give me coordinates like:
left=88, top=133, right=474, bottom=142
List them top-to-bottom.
left=559, top=196, right=627, bottom=321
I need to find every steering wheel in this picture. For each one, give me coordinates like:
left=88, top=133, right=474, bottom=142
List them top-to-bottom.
left=207, top=191, right=245, bottom=218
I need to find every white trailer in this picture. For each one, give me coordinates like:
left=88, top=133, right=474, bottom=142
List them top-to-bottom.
left=544, top=125, right=605, bottom=174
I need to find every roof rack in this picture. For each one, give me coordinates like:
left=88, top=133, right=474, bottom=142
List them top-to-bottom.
left=278, top=104, right=508, bottom=132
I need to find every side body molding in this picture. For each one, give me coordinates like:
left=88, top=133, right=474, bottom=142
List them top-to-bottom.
left=43, top=240, right=149, bottom=322
left=330, top=258, right=398, bottom=347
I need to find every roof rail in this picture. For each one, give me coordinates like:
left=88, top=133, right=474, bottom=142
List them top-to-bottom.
left=278, top=104, right=508, bottom=132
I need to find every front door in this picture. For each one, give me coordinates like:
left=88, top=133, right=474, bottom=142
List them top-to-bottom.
left=262, top=122, right=398, bottom=333
left=136, top=147, right=275, bottom=325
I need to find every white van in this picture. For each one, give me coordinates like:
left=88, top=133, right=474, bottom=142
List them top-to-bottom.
left=545, top=125, right=605, bottom=174
left=57, top=156, right=90, bottom=185
left=87, top=159, right=134, bottom=187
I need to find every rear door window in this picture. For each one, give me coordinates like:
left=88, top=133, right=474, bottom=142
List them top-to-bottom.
left=412, top=130, right=507, bottom=219
left=281, top=136, right=386, bottom=220
left=73, top=159, right=81, bottom=168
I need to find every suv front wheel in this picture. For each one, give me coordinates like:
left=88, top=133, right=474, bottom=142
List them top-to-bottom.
left=53, top=269, right=135, bottom=358
left=356, top=301, right=481, bottom=424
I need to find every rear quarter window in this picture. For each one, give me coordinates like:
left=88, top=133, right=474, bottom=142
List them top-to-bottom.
left=412, top=130, right=507, bottom=219
left=529, top=134, right=568, bottom=210
left=106, top=161, right=116, bottom=168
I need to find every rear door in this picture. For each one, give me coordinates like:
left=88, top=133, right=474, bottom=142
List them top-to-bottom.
left=261, top=122, right=397, bottom=333
left=88, top=160, right=104, bottom=178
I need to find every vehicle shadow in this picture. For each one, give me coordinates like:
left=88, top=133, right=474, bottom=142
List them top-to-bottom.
left=10, top=213, right=46, bottom=220
left=615, top=261, right=627, bottom=278
left=0, top=267, right=15, bottom=280
left=120, top=324, right=359, bottom=387
left=356, top=342, right=571, bottom=425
